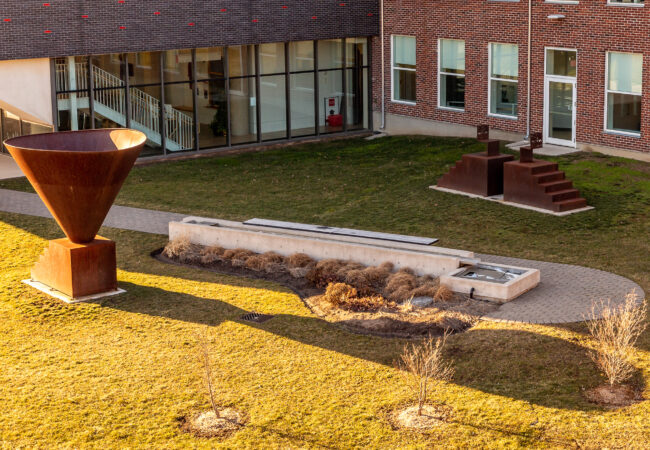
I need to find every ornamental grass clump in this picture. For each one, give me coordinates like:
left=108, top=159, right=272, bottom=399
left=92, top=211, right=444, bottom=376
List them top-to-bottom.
left=323, top=282, right=386, bottom=312
left=586, top=290, right=647, bottom=387
left=398, top=333, right=454, bottom=416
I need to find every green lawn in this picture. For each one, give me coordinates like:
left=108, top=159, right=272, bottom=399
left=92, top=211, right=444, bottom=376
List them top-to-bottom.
left=0, top=136, right=648, bottom=447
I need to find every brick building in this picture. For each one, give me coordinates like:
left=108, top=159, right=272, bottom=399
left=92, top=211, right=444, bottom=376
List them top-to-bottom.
left=374, top=0, right=650, bottom=154
left=0, top=1, right=377, bottom=157
left=1, top=1, right=649, bottom=157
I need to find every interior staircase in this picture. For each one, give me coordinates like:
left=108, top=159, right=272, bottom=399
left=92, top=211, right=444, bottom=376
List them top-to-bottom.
left=55, top=62, right=193, bottom=151
left=503, top=159, right=587, bottom=212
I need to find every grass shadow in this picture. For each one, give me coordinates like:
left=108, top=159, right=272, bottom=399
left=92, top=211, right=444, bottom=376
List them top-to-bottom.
left=106, top=281, right=624, bottom=411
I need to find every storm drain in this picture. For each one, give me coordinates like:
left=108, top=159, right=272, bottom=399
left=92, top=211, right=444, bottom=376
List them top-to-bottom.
left=240, top=312, right=275, bottom=323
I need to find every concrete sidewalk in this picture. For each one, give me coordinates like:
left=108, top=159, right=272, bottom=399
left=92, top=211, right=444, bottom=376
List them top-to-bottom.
left=0, top=154, right=23, bottom=180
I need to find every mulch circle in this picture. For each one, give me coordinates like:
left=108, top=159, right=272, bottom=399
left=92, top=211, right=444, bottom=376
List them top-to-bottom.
left=583, top=384, right=644, bottom=408
left=179, top=408, right=247, bottom=439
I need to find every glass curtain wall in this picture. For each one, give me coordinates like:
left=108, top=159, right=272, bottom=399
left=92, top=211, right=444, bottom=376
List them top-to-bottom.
left=53, top=38, right=370, bottom=157
left=289, top=41, right=316, bottom=137
left=229, top=45, right=257, bottom=145
left=196, top=47, right=227, bottom=149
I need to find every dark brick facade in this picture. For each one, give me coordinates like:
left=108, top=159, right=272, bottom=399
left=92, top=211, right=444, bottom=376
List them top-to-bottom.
left=0, top=1, right=379, bottom=60
left=373, top=1, right=650, bottom=154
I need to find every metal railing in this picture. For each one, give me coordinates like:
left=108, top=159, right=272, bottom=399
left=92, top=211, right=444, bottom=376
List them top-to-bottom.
left=55, top=62, right=194, bottom=150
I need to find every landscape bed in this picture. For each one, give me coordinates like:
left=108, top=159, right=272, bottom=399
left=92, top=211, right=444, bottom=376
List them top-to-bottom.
left=157, top=238, right=498, bottom=338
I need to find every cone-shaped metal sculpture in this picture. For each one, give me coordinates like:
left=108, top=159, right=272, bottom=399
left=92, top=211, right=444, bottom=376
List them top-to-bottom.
left=4, top=129, right=146, bottom=301
left=5, top=129, right=146, bottom=243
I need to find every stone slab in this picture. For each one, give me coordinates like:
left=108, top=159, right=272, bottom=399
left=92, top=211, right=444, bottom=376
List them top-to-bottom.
left=430, top=186, right=594, bottom=216
left=243, top=218, right=438, bottom=245
left=23, top=279, right=125, bottom=304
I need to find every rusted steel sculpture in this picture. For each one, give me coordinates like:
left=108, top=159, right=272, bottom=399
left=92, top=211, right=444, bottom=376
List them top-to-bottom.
left=437, top=124, right=514, bottom=196
left=4, top=129, right=146, bottom=299
left=503, top=132, right=587, bottom=212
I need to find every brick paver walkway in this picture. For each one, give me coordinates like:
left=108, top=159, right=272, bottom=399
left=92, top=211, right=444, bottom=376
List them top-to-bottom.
left=0, top=188, right=644, bottom=324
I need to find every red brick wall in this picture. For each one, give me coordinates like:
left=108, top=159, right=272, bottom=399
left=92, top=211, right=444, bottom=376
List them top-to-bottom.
left=372, top=0, right=650, bottom=153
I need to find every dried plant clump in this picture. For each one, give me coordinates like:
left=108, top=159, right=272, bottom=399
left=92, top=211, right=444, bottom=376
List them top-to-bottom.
left=163, top=236, right=202, bottom=263
left=200, top=246, right=225, bottom=265
left=222, top=248, right=255, bottom=261
left=260, top=252, right=285, bottom=264
left=287, top=253, right=315, bottom=268
left=244, top=255, right=266, bottom=272
left=306, top=259, right=347, bottom=287
left=344, top=269, right=374, bottom=296
left=385, top=270, right=418, bottom=301
left=410, top=281, right=440, bottom=299
left=323, top=282, right=386, bottom=312
left=324, top=282, right=358, bottom=306
left=434, top=285, right=454, bottom=302
left=586, top=290, right=647, bottom=387
left=398, top=333, right=454, bottom=416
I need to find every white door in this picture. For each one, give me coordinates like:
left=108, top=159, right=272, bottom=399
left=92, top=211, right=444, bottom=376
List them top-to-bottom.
left=543, top=48, right=578, bottom=148
left=544, top=77, right=576, bottom=147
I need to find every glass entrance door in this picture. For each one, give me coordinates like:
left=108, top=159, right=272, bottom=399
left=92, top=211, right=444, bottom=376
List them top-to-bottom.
left=544, top=48, right=577, bottom=147
left=546, top=80, right=575, bottom=145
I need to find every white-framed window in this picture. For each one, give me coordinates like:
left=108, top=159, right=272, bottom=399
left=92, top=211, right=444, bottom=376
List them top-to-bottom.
left=607, top=0, right=644, bottom=5
left=391, top=35, right=416, bottom=103
left=438, top=39, right=465, bottom=111
left=488, top=43, right=518, bottom=118
left=605, top=51, right=643, bottom=135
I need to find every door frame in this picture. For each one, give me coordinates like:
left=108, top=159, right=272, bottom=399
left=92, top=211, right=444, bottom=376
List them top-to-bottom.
left=543, top=47, right=577, bottom=148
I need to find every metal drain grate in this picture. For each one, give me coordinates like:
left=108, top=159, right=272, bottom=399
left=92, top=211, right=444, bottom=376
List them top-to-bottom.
left=240, top=312, right=274, bottom=323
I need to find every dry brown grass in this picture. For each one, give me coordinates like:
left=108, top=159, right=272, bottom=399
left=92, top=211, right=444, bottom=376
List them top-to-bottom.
left=163, top=236, right=202, bottom=263
left=163, top=240, right=459, bottom=308
left=200, top=245, right=225, bottom=265
left=286, top=253, right=315, bottom=268
left=323, top=282, right=387, bottom=312
left=434, top=285, right=454, bottom=302
left=586, top=290, right=647, bottom=387
left=398, top=333, right=454, bottom=416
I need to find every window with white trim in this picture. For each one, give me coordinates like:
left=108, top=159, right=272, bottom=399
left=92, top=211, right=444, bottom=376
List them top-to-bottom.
left=608, top=0, right=644, bottom=5
left=391, top=35, right=416, bottom=103
left=439, top=39, right=465, bottom=110
left=489, top=43, right=518, bottom=118
left=606, top=51, right=642, bottom=135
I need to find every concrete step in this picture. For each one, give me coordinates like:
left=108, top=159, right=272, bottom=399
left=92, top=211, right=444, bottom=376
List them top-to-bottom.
left=541, top=179, right=573, bottom=193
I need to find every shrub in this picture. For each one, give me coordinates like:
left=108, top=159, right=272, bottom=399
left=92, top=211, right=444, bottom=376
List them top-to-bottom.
left=586, top=290, right=647, bottom=386
left=398, top=333, right=454, bottom=416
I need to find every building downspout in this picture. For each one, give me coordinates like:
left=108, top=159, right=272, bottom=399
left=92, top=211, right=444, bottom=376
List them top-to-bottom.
left=380, top=0, right=386, bottom=130
left=526, top=0, right=532, bottom=140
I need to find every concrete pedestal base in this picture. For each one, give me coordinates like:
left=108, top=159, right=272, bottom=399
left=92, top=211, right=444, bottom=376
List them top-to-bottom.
left=438, top=152, right=514, bottom=197
left=30, top=236, right=118, bottom=299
